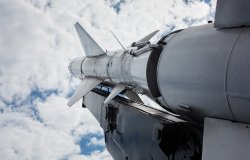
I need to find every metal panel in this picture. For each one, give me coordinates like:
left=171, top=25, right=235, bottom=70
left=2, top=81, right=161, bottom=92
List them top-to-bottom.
left=214, top=0, right=250, bottom=28
left=157, top=24, right=242, bottom=122
left=226, top=28, right=250, bottom=123
left=226, top=28, right=250, bottom=94
left=130, top=50, right=151, bottom=90
left=107, top=51, right=134, bottom=84
left=82, top=55, right=110, bottom=79
left=84, top=90, right=201, bottom=160
left=82, top=91, right=105, bottom=123
left=227, top=97, right=250, bottom=124
left=202, top=118, right=250, bottom=160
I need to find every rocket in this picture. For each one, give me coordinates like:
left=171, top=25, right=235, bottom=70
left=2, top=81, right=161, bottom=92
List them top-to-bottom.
left=68, top=0, right=250, bottom=159
left=68, top=19, right=250, bottom=124
left=68, top=22, right=160, bottom=107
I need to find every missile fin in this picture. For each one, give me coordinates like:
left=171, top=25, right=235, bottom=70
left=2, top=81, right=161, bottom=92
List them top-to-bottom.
left=75, top=22, right=105, bottom=57
left=137, top=30, right=159, bottom=43
left=67, top=77, right=102, bottom=107
left=104, top=84, right=126, bottom=104
left=125, top=90, right=143, bottom=104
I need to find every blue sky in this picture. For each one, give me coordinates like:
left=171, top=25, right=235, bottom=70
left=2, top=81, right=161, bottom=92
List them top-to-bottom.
left=0, top=0, right=216, bottom=159
left=79, top=133, right=105, bottom=155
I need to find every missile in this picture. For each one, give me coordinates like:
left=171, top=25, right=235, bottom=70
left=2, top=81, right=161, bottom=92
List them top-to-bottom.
left=69, top=0, right=250, bottom=124
left=68, top=1, right=250, bottom=159
left=68, top=22, right=160, bottom=107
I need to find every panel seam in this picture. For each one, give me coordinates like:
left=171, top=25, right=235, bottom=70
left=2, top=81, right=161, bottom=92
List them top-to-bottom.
left=224, top=28, right=245, bottom=120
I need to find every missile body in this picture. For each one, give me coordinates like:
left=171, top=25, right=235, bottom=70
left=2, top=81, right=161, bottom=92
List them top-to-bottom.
left=68, top=1, right=250, bottom=159
left=69, top=22, right=250, bottom=124
left=68, top=23, right=161, bottom=106
left=69, top=49, right=151, bottom=90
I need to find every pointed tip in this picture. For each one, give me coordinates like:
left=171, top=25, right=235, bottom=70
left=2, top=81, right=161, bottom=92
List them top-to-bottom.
left=74, top=22, right=81, bottom=29
left=67, top=101, right=74, bottom=107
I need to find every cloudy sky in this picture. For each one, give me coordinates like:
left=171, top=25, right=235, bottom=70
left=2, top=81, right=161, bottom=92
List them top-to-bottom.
left=0, top=0, right=216, bottom=159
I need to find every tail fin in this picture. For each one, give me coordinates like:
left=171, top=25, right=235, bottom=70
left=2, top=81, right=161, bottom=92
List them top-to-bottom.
left=75, top=22, right=105, bottom=57
left=131, top=30, right=159, bottom=47
left=137, top=30, right=159, bottom=43
left=67, top=77, right=102, bottom=107
left=104, top=84, right=126, bottom=104
left=125, top=90, right=143, bottom=103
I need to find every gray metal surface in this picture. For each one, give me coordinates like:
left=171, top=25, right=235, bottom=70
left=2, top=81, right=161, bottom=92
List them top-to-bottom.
left=214, top=0, right=250, bottom=28
left=157, top=24, right=250, bottom=122
left=226, top=28, right=250, bottom=123
left=69, top=45, right=157, bottom=97
left=130, top=50, right=151, bottom=90
left=81, top=55, right=111, bottom=79
left=68, top=57, right=84, bottom=79
left=84, top=90, right=200, bottom=160
left=84, top=90, right=185, bottom=127
left=202, top=118, right=250, bottom=160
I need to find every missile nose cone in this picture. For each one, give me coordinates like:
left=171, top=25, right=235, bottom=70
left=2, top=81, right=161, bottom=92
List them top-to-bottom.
left=68, top=57, right=85, bottom=78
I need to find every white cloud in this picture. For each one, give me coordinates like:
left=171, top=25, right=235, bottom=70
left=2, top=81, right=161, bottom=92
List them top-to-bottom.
left=0, top=0, right=216, bottom=159
left=0, top=0, right=215, bottom=103
left=0, top=0, right=80, bottom=103
left=0, top=95, right=107, bottom=160
left=36, top=95, right=102, bottom=135
left=0, top=111, right=79, bottom=160
left=87, top=137, right=105, bottom=147
left=69, top=149, right=113, bottom=160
